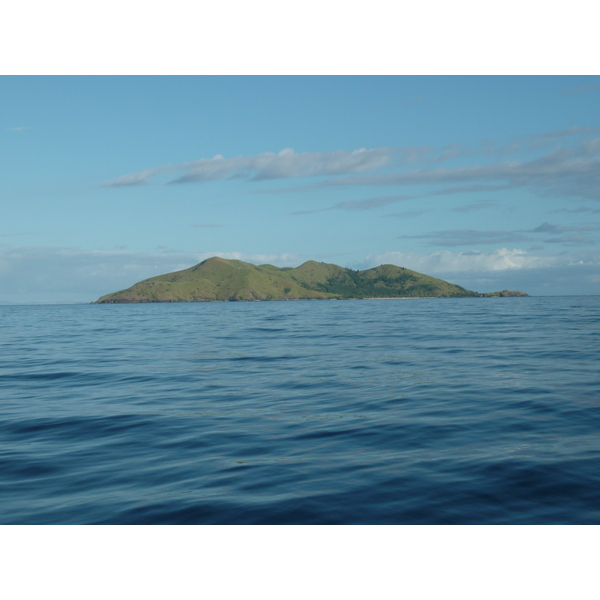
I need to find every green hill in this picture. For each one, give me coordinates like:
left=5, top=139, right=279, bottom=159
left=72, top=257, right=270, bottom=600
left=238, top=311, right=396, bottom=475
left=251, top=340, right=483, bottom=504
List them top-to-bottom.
left=95, top=256, right=482, bottom=303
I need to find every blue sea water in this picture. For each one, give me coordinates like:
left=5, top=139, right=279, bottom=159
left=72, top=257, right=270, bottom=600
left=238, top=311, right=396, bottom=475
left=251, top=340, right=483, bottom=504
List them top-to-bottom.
left=0, top=296, right=599, bottom=524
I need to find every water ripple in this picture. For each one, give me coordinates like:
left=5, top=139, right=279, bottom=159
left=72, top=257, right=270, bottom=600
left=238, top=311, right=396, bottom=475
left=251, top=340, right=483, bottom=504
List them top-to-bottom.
left=1, top=297, right=599, bottom=523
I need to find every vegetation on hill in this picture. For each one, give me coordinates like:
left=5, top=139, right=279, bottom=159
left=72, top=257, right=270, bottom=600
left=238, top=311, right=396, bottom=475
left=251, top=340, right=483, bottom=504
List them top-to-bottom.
left=94, top=256, right=519, bottom=303
left=278, top=260, right=478, bottom=299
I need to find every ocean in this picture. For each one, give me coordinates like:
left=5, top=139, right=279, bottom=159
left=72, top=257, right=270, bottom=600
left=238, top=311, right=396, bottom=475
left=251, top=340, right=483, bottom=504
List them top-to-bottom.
left=1, top=296, right=599, bottom=524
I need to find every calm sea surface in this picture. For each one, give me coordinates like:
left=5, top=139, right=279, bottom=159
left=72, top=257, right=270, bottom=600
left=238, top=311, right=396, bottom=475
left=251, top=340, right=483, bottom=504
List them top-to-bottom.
left=1, top=297, right=599, bottom=524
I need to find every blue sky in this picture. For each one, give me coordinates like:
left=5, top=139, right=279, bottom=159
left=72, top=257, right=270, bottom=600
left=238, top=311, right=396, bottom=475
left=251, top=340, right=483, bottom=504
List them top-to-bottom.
left=2, top=75, right=600, bottom=302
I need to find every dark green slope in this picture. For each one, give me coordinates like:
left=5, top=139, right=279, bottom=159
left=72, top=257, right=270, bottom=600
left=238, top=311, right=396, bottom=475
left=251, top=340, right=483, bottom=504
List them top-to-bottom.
left=95, top=256, right=480, bottom=303
left=279, top=260, right=479, bottom=298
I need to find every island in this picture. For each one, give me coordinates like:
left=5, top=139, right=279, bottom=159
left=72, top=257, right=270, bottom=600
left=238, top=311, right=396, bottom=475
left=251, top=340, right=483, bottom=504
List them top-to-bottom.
left=94, top=256, right=527, bottom=303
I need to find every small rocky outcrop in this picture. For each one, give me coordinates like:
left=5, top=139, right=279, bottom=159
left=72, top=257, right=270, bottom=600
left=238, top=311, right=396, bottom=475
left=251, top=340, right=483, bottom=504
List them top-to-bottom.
left=482, top=290, right=529, bottom=297
left=500, top=290, right=528, bottom=297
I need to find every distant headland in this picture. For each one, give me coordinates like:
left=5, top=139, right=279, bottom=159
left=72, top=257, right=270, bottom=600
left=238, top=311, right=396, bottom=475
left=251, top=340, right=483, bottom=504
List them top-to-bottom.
left=94, top=257, right=528, bottom=303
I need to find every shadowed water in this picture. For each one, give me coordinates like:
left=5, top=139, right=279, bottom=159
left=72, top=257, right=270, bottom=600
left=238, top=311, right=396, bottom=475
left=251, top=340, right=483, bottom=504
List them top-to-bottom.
left=1, top=296, right=599, bottom=524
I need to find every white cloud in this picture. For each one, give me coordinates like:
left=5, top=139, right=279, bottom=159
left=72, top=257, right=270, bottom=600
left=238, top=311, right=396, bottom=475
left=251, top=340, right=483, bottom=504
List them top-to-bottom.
left=560, top=81, right=600, bottom=95
left=424, top=126, right=600, bottom=162
left=98, top=130, right=600, bottom=203
left=322, top=140, right=600, bottom=201
left=100, top=147, right=396, bottom=187
left=99, top=165, right=176, bottom=186
left=291, top=194, right=413, bottom=214
left=328, top=195, right=412, bottom=211
left=450, top=201, right=499, bottom=213
left=548, top=206, right=600, bottom=214
left=385, top=210, right=427, bottom=219
left=533, top=221, right=600, bottom=233
left=400, top=229, right=532, bottom=247
left=1, top=244, right=599, bottom=303
left=0, top=246, right=302, bottom=304
left=363, top=247, right=600, bottom=273
left=360, top=248, right=600, bottom=295
left=210, top=251, right=301, bottom=265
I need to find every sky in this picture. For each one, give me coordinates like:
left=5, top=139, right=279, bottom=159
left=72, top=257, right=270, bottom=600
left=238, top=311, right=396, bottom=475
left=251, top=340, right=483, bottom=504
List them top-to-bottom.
left=2, top=75, right=600, bottom=302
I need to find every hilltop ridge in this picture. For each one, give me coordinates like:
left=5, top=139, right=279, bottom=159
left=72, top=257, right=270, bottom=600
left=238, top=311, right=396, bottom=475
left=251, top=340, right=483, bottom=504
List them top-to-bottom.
left=95, top=256, right=526, bottom=303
